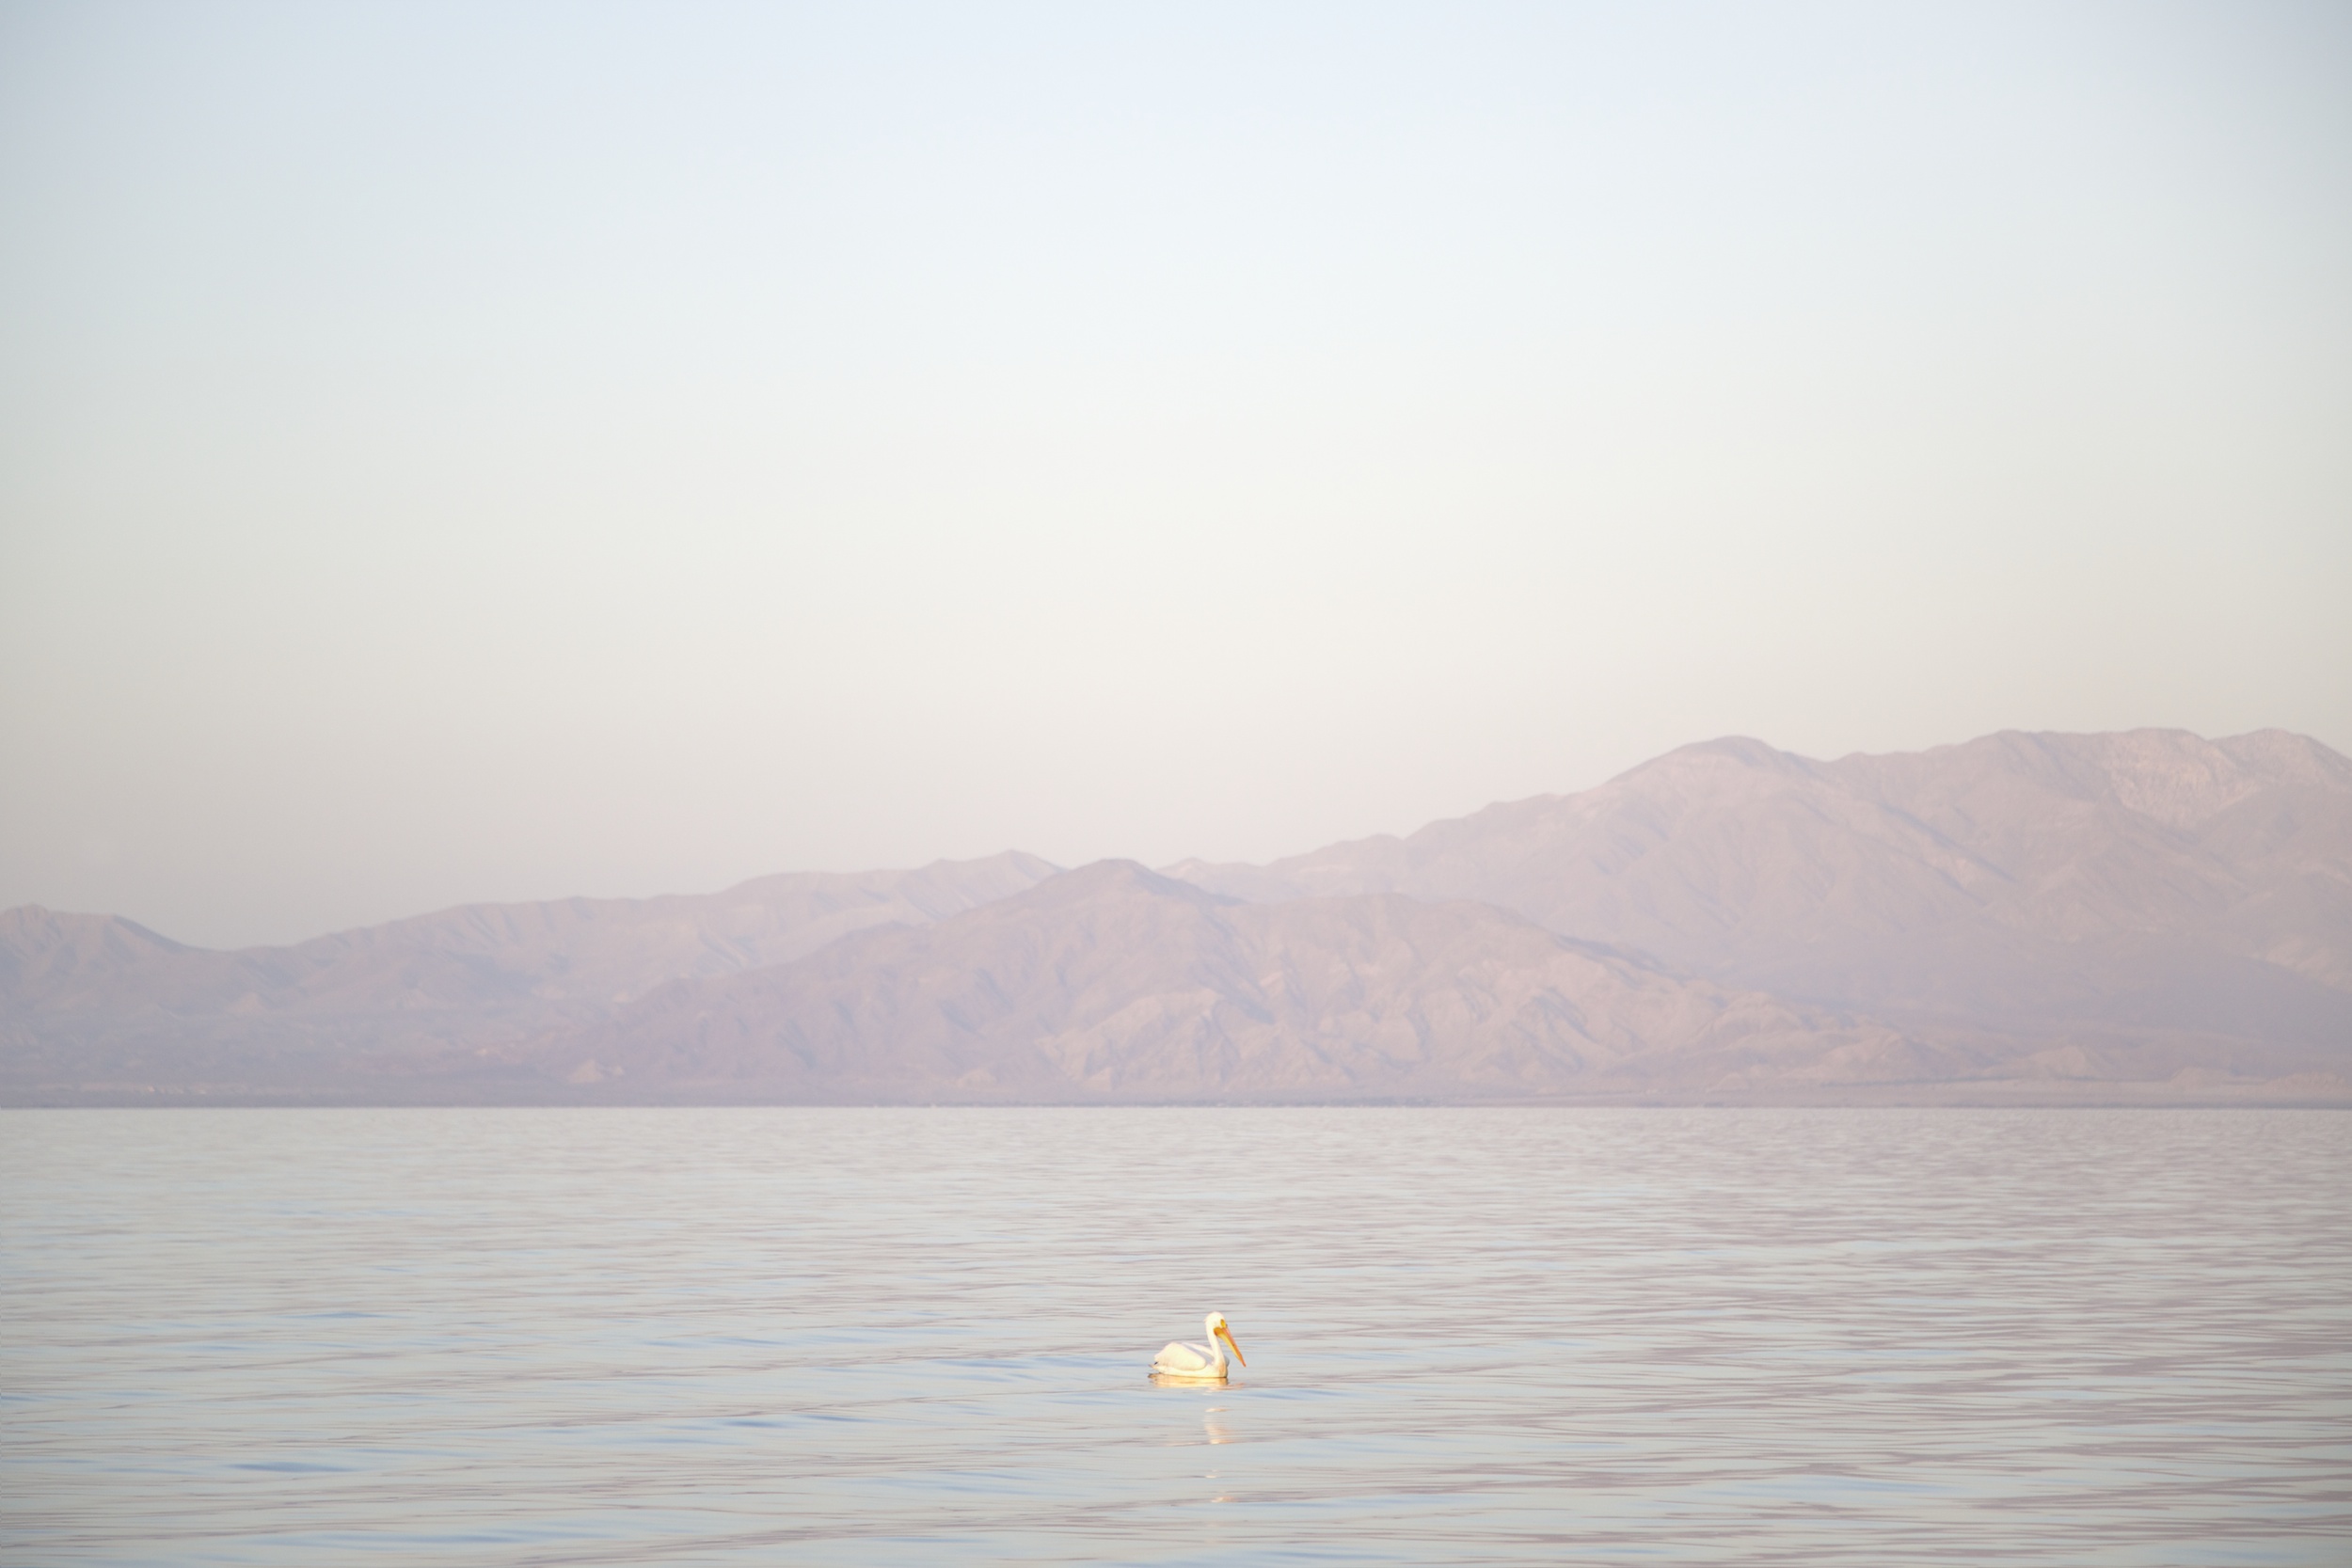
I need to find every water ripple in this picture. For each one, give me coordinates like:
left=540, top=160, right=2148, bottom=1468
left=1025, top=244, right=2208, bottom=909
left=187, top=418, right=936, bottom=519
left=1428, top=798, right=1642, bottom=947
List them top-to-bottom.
left=3, top=1107, right=2347, bottom=1564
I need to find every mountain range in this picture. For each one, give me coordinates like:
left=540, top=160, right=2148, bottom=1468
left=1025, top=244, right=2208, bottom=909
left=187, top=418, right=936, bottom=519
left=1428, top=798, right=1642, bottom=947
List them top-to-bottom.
left=6, top=729, right=2346, bottom=1104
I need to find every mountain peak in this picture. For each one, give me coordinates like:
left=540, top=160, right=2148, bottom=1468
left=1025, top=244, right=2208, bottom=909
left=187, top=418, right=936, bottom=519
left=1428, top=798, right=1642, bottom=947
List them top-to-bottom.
left=1167, top=725, right=2352, bottom=1058
left=2217, top=729, right=2352, bottom=790
left=1623, top=735, right=1812, bottom=780
left=1013, top=859, right=1232, bottom=909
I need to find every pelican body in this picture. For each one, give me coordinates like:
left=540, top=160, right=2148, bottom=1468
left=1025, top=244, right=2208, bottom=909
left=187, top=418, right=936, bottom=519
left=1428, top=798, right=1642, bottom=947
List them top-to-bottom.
left=1152, top=1312, right=1247, bottom=1381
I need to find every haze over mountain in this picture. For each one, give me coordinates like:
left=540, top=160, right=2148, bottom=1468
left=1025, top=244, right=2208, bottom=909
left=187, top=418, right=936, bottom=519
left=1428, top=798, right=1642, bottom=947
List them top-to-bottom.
left=1169, top=729, right=2352, bottom=1081
left=3, top=730, right=2345, bottom=1104
left=0, top=854, right=1056, bottom=1093
left=519, top=861, right=1924, bottom=1101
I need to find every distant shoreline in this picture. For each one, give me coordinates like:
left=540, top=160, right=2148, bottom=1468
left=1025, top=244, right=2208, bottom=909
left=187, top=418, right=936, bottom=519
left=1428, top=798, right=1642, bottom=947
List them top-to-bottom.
left=8, top=1084, right=2346, bottom=1111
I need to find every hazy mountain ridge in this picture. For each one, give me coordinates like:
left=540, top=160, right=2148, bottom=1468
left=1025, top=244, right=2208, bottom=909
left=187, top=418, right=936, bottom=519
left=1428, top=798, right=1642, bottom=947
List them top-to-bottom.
left=1165, top=729, right=2352, bottom=1061
left=5, top=730, right=2346, bottom=1103
left=0, top=854, right=1060, bottom=1088
left=512, top=861, right=1931, bottom=1101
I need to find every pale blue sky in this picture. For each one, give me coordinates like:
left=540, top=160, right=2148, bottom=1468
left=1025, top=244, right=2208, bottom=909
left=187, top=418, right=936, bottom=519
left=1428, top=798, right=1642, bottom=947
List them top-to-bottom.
left=4, top=1, right=2347, bottom=946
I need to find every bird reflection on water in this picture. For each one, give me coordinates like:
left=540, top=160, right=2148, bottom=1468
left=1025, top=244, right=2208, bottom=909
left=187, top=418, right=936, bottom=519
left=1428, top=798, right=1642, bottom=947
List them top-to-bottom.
left=1204, top=1406, right=1238, bottom=1503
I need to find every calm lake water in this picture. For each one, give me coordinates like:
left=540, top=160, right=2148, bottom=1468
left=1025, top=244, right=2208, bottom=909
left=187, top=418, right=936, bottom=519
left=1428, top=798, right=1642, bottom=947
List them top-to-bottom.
left=3, top=1107, right=2347, bottom=1565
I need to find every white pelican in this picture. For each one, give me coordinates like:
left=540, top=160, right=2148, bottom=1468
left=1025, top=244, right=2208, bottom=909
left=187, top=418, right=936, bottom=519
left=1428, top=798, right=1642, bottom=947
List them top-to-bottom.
left=1151, top=1312, right=1247, bottom=1381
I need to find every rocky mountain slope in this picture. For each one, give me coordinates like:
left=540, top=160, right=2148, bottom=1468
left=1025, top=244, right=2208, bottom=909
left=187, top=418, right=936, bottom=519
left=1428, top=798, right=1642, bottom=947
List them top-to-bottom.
left=5, top=730, right=2345, bottom=1103
left=1165, top=730, right=2352, bottom=1077
left=0, top=853, right=1058, bottom=1091
left=516, top=861, right=1926, bottom=1101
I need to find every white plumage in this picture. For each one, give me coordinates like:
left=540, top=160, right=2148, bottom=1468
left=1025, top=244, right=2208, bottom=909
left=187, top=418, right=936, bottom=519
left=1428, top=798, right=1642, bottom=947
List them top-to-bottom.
left=1151, top=1311, right=1247, bottom=1381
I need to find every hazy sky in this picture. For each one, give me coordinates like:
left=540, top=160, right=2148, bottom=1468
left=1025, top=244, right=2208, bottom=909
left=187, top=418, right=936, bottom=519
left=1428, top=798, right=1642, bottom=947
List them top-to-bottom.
left=4, top=1, right=2348, bottom=947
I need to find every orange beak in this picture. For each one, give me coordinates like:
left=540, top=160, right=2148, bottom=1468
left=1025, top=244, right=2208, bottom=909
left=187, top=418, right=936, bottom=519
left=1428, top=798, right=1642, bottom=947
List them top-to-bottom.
left=1217, top=1323, right=1247, bottom=1367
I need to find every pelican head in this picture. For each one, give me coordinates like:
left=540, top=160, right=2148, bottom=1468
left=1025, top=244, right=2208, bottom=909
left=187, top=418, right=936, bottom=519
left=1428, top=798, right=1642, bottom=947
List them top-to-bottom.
left=1205, top=1312, right=1246, bottom=1367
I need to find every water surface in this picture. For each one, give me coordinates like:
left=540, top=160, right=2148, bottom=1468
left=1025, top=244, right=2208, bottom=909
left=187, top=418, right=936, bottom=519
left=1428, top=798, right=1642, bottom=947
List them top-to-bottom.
left=4, top=1107, right=2347, bottom=1563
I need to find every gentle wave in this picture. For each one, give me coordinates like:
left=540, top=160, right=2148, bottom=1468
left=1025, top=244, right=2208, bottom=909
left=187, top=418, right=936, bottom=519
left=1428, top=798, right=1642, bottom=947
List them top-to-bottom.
left=4, top=1107, right=2347, bottom=1564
